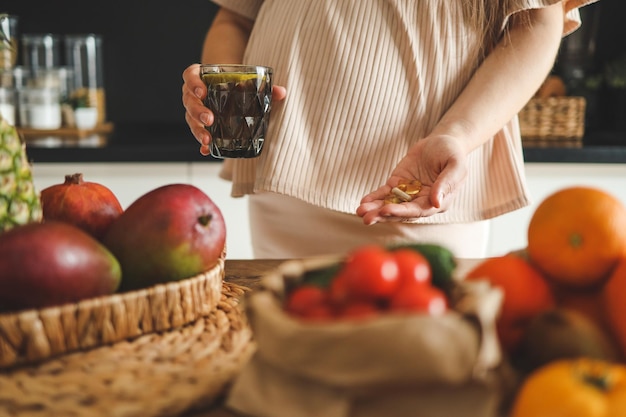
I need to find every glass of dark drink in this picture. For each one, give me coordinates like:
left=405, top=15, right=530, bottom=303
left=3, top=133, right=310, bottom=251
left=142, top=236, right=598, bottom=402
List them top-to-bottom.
left=200, top=64, right=273, bottom=159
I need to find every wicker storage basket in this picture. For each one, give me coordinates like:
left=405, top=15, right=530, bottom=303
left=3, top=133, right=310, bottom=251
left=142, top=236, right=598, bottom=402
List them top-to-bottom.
left=518, top=96, right=586, bottom=147
left=0, top=257, right=225, bottom=369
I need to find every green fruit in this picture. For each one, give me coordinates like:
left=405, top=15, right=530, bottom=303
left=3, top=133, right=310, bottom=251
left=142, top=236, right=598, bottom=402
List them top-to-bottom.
left=102, top=184, right=226, bottom=291
left=0, top=222, right=121, bottom=311
left=388, top=243, right=457, bottom=291
left=301, top=262, right=343, bottom=289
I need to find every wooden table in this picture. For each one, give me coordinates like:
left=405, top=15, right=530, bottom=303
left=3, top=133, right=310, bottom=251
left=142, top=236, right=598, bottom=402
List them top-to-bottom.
left=221, top=259, right=287, bottom=290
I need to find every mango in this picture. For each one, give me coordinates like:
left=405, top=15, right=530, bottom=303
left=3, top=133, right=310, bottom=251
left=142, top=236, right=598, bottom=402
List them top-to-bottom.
left=102, top=184, right=226, bottom=291
left=0, top=222, right=122, bottom=311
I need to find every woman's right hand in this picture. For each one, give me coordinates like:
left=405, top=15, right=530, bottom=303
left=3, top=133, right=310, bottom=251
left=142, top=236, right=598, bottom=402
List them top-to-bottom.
left=182, top=63, right=287, bottom=156
left=182, top=63, right=213, bottom=156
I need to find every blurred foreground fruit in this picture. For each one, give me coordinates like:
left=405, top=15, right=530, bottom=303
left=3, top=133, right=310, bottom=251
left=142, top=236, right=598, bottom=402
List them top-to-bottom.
left=0, top=115, right=42, bottom=232
left=41, top=173, right=124, bottom=240
left=103, top=184, right=226, bottom=291
left=527, top=186, right=626, bottom=290
left=0, top=222, right=121, bottom=311
left=388, top=243, right=457, bottom=292
left=287, top=244, right=449, bottom=321
left=339, top=245, right=400, bottom=300
left=465, top=253, right=555, bottom=354
left=602, top=256, right=626, bottom=359
left=555, top=285, right=614, bottom=345
left=514, top=308, right=619, bottom=374
left=509, top=358, right=626, bottom=417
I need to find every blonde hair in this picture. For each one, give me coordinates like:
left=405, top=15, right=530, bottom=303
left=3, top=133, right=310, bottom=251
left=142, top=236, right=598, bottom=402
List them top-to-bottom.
left=463, top=2, right=532, bottom=57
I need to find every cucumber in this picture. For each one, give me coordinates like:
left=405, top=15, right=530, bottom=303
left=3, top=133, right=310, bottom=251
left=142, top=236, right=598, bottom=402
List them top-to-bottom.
left=301, top=262, right=344, bottom=289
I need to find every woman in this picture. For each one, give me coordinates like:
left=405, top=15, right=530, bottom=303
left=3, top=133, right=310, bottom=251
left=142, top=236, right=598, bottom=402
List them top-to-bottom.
left=182, top=0, right=597, bottom=258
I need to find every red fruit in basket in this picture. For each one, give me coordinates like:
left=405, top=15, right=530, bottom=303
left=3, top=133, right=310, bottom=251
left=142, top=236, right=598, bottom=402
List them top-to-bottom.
left=40, top=173, right=124, bottom=241
left=102, top=184, right=226, bottom=291
left=0, top=222, right=121, bottom=311
left=340, top=245, right=400, bottom=300
left=392, top=249, right=432, bottom=288
left=328, top=270, right=351, bottom=305
left=389, top=284, right=447, bottom=316
left=285, top=285, right=329, bottom=317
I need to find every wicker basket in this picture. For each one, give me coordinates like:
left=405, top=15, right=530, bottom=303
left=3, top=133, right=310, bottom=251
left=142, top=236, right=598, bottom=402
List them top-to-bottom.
left=519, top=96, right=586, bottom=147
left=0, top=257, right=225, bottom=369
left=0, top=281, right=254, bottom=417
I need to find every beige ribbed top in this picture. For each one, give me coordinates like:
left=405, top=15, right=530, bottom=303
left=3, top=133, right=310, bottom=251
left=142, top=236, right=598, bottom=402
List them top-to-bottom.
left=211, top=0, right=593, bottom=224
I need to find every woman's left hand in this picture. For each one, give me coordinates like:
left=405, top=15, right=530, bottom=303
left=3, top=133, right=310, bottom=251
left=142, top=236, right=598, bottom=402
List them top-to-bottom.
left=356, top=135, right=468, bottom=225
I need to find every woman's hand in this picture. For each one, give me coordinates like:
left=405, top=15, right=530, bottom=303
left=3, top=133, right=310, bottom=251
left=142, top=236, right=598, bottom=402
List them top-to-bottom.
left=356, top=1, right=565, bottom=225
left=182, top=63, right=211, bottom=155
left=182, top=64, right=287, bottom=155
left=356, top=135, right=468, bottom=225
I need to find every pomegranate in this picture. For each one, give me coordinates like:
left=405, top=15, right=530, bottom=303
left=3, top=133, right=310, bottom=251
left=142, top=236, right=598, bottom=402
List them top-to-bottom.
left=40, top=173, right=124, bottom=241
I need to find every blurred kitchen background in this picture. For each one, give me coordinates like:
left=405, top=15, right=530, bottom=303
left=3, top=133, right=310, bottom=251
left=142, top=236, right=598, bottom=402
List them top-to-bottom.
left=1, top=0, right=625, bottom=136
left=2, top=0, right=218, bottom=132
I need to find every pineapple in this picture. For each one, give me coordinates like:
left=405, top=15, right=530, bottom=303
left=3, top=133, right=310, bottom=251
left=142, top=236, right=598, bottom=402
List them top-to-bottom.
left=0, top=114, right=42, bottom=232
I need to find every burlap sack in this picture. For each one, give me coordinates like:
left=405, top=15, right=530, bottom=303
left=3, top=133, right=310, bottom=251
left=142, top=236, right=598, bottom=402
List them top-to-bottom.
left=227, top=257, right=507, bottom=417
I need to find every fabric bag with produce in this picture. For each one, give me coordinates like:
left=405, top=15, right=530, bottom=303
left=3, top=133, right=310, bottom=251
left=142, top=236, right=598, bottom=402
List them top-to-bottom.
left=226, top=244, right=514, bottom=417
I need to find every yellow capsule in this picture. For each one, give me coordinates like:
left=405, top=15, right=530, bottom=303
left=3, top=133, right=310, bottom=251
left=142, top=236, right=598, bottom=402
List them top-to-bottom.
left=383, top=179, right=422, bottom=204
left=397, top=179, right=422, bottom=195
left=405, top=181, right=422, bottom=195
left=391, top=187, right=412, bottom=202
left=384, top=195, right=402, bottom=204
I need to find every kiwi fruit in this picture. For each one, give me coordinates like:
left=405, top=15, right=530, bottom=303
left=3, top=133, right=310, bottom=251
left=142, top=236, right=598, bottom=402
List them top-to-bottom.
left=513, top=308, right=619, bottom=374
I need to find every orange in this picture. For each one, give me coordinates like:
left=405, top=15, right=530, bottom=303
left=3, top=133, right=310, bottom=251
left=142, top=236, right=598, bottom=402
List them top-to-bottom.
left=527, top=186, right=626, bottom=290
left=465, top=253, right=555, bottom=354
left=603, top=256, right=626, bottom=359
left=509, top=358, right=626, bottom=417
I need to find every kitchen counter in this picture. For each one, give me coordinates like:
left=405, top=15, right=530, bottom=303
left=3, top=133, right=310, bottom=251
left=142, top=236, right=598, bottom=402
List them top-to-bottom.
left=22, top=122, right=626, bottom=164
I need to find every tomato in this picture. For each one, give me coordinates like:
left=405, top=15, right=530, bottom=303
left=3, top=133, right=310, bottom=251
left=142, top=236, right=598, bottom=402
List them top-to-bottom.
left=340, top=245, right=400, bottom=300
left=392, top=249, right=432, bottom=288
left=328, top=270, right=351, bottom=306
left=389, top=284, right=447, bottom=316
left=285, top=285, right=328, bottom=317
